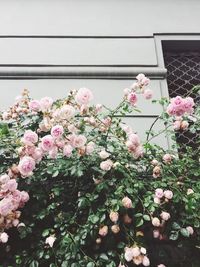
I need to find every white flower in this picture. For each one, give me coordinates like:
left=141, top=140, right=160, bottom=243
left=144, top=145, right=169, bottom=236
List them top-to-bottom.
left=45, top=235, right=56, bottom=247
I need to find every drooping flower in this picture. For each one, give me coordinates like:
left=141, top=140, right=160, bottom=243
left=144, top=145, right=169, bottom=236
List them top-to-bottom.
left=122, top=197, right=132, bottom=209
left=0, top=232, right=9, bottom=243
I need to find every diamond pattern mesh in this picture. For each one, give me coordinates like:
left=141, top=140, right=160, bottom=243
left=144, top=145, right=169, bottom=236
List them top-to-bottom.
left=164, top=51, right=200, bottom=147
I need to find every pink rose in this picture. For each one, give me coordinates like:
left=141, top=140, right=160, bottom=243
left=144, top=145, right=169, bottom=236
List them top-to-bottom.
left=136, top=73, right=145, bottom=82
left=75, top=88, right=93, bottom=105
left=143, top=89, right=153, bottom=100
left=127, top=92, right=138, bottom=106
left=40, top=97, right=53, bottom=111
left=29, top=100, right=41, bottom=112
left=95, top=104, right=103, bottom=113
left=59, top=105, right=75, bottom=119
left=173, top=120, right=181, bottom=130
left=181, top=120, right=189, bottom=130
left=68, top=124, right=78, bottom=133
left=51, top=125, right=64, bottom=139
left=22, top=130, right=38, bottom=145
left=128, top=133, right=140, bottom=146
left=41, top=135, right=54, bottom=151
left=71, top=135, right=87, bottom=148
left=85, top=142, right=95, bottom=155
left=63, top=145, right=73, bottom=157
left=49, top=147, right=58, bottom=159
left=32, top=148, right=43, bottom=162
left=99, top=150, right=110, bottom=159
left=163, top=154, right=172, bottom=163
left=18, top=156, right=36, bottom=177
left=100, top=159, right=113, bottom=171
left=0, top=174, right=10, bottom=184
left=2, top=179, right=18, bottom=192
left=155, top=188, right=164, bottom=199
left=187, top=188, right=194, bottom=195
left=164, top=190, right=173, bottom=199
left=20, top=191, right=30, bottom=203
left=122, top=197, right=132, bottom=209
left=154, top=197, right=161, bottom=204
left=0, top=198, right=13, bottom=216
left=109, top=211, right=119, bottom=223
left=160, top=211, right=171, bottom=221
left=152, top=217, right=160, bottom=227
left=111, top=224, right=120, bottom=234
left=99, top=225, right=108, bottom=237
left=186, top=226, right=194, bottom=235
left=0, top=232, right=8, bottom=243
left=45, top=235, right=56, bottom=247
left=124, top=247, right=134, bottom=262
left=132, top=247, right=141, bottom=257
left=143, top=256, right=150, bottom=266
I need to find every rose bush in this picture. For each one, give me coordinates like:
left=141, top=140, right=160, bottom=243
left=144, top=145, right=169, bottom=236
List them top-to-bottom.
left=0, top=74, right=199, bottom=267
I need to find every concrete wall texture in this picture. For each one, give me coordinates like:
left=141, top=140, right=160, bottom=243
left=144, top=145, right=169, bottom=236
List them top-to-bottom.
left=0, top=0, right=199, bottom=147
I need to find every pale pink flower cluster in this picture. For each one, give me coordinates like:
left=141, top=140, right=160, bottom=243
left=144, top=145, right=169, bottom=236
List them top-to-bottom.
left=125, top=73, right=152, bottom=106
left=29, top=96, right=53, bottom=113
left=167, top=96, right=194, bottom=117
left=173, top=117, right=189, bottom=131
left=125, top=133, right=143, bottom=159
left=162, top=154, right=173, bottom=164
left=100, top=159, right=113, bottom=171
left=0, top=173, right=29, bottom=241
left=154, top=188, right=173, bottom=204
left=122, top=196, right=133, bottom=209
left=124, top=246, right=150, bottom=266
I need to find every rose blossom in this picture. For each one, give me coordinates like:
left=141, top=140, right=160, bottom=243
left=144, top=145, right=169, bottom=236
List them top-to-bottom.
left=75, top=88, right=93, bottom=105
left=143, top=89, right=153, bottom=100
left=127, top=92, right=138, bottom=106
left=40, top=97, right=53, bottom=111
left=29, top=100, right=41, bottom=112
left=60, top=105, right=75, bottom=119
left=173, top=120, right=181, bottom=130
left=181, top=120, right=189, bottom=130
left=51, top=125, right=64, bottom=139
left=22, top=130, right=38, bottom=145
left=41, top=135, right=54, bottom=151
left=71, top=135, right=87, bottom=148
left=85, top=142, right=95, bottom=155
left=63, top=145, right=73, bottom=157
left=49, top=147, right=58, bottom=159
left=99, top=150, right=110, bottom=159
left=163, top=153, right=172, bottom=163
left=18, top=156, right=36, bottom=177
left=100, top=159, right=113, bottom=171
left=0, top=174, right=10, bottom=184
left=2, top=179, right=18, bottom=192
left=155, top=188, right=164, bottom=199
left=187, top=188, right=194, bottom=195
left=164, top=190, right=173, bottom=199
left=20, top=191, right=30, bottom=203
left=122, top=196, right=132, bottom=209
left=154, top=197, right=161, bottom=204
left=0, top=198, right=13, bottom=216
left=109, top=211, right=119, bottom=223
left=160, top=211, right=171, bottom=221
left=152, top=217, right=160, bottom=227
left=99, top=225, right=108, bottom=237
left=111, top=225, right=120, bottom=234
left=186, top=226, right=194, bottom=235
left=0, top=232, right=8, bottom=243
left=45, top=235, right=56, bottom=247
left=124, top=247, right=134, bottom=262
left=132, top=247, right=141, bottom=257
left=140, top=247, right=146, bottom=255
left=133, top=256, right=143, bottom=265
left=143, top=256, right=150, bottom=266
left=157, top=265, right=166, bottom=267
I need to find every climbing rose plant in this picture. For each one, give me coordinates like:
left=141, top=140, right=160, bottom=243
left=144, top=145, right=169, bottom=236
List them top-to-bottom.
left=0, top=74, right=199, bottom=267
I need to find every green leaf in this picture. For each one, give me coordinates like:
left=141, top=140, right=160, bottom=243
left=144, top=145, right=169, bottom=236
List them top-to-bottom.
left=89, top=215, right=99, bottom=224
left=143, top=215, right=150, bottom=221
left=136, top=218, right=144, bottom=227
left=172, top=222, right=181, bottom=230
left=180, top=228, right=190, bottom=237
left=169, top=231, right=179, bottom=240
left=29, top=260, right=39, bottom=267
left=86, top=263, right=95, bottom=267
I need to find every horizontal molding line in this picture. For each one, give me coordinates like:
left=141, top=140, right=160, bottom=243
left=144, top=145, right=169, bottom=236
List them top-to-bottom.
left=0, top=66, right=167, bottom=79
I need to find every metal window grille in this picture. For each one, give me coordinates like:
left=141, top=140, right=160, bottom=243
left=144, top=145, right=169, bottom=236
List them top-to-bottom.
left=163, top=50, right=200, bottom=147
